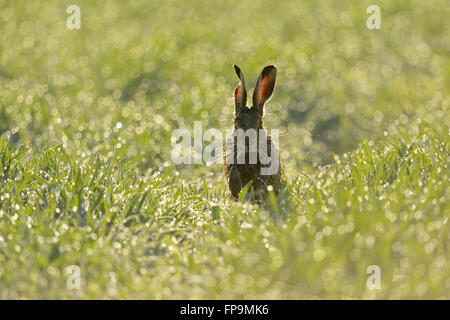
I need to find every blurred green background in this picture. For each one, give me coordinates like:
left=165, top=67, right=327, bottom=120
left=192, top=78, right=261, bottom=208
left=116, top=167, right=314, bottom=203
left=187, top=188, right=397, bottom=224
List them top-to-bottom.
left=0, top=0, right=448, bottom=299
left=1, top=0, right=448, bottom=170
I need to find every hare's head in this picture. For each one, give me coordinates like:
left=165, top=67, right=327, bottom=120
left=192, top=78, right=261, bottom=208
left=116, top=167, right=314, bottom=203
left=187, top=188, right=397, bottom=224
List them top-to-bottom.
left=233, top=65, right=277, bottom=131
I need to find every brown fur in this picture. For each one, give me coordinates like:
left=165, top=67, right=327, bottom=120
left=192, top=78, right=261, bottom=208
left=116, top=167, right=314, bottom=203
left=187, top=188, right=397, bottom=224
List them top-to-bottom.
left=224, top=65, right=281, bottom=199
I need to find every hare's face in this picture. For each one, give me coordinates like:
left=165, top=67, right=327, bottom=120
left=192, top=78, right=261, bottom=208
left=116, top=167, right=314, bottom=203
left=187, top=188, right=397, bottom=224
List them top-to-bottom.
left=234, top=107, right=262, bottom=131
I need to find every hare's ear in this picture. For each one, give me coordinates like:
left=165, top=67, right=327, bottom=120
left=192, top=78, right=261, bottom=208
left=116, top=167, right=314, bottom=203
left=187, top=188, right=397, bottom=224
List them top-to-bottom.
left=233, top=65, right=247, bottom=114
left=252, top=65, right=277, bottom=116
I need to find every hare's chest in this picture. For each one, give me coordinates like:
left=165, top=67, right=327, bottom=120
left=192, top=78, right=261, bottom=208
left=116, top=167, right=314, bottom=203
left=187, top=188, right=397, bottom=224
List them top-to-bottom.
left=236, top=164, right=260, bottom=184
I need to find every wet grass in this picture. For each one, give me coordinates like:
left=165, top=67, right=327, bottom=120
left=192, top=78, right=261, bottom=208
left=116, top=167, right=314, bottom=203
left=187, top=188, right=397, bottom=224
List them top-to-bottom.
left=0, top=0, right=448, bottom=298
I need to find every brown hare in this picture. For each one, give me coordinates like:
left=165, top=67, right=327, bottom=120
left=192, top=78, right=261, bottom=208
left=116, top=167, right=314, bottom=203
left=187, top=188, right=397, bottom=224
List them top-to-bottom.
left=224, top=65, right=281, bottom=200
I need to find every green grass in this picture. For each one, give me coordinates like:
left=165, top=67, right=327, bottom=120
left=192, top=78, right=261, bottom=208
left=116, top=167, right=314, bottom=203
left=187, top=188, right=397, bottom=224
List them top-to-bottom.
left=0, top=0, right=449, bottom=299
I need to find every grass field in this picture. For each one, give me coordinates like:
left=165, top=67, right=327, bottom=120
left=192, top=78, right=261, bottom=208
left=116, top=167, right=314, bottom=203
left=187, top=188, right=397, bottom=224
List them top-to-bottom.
left=0, top=0, right=449, bottom=299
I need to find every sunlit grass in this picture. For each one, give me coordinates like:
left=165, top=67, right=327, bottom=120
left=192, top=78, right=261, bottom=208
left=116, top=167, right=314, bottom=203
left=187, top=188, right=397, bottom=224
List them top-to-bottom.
left=0, top=0, right=449, bottom=298
left=0, top=130, right=448, bottom=299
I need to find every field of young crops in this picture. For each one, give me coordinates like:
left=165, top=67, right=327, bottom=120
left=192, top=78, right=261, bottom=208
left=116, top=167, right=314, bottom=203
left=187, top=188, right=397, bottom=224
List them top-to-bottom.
left=0, top=0, right=448, bottom=298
